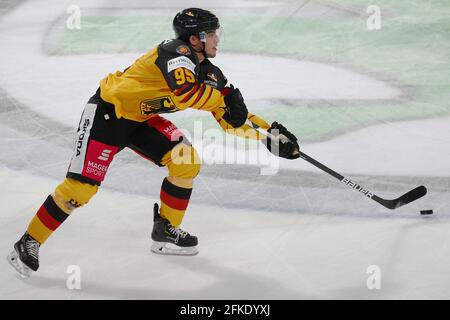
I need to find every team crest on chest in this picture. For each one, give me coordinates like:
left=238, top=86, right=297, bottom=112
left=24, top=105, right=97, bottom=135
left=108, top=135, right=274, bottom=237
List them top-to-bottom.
left=140, top=96, right=177, bottom=115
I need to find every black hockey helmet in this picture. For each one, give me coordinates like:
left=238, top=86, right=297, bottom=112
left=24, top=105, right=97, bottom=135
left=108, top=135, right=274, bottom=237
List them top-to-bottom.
left=173, top=8, right=220, bottom=43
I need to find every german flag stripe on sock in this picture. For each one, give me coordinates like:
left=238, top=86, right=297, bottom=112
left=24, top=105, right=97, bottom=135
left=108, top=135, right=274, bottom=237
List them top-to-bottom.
left=160, top=178, right=192, bottom=210
left=161, top=178, right=192, bottom=199
left=160, top=189, right=190, bottom=211
left=36, top=195, right=69, bottom=231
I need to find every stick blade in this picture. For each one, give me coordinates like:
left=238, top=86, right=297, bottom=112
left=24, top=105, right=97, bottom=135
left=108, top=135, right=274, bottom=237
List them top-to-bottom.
left=375, top=185, right=427, bottom=209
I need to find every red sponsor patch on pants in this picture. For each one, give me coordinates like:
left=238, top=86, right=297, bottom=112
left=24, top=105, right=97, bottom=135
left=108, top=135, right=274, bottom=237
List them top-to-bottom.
left=147, top=115, right=183, bottom=141
left=82, top=140, right=118, bottom=182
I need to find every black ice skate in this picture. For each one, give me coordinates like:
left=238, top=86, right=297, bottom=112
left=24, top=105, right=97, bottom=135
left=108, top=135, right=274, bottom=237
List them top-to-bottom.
left=151, top=203, right=198, bottom=256
left=7, top=232, right=40, bottom=278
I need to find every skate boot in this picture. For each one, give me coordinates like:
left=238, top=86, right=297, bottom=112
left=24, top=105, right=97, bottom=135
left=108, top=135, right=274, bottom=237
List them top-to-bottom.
left=151, top=203, right=198, bottom=256
left=7, top=232, right=40, bottom=278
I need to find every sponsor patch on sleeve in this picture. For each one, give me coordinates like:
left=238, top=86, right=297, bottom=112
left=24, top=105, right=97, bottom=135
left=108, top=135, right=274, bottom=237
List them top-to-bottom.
left=167, top=56, right=196, bottom=73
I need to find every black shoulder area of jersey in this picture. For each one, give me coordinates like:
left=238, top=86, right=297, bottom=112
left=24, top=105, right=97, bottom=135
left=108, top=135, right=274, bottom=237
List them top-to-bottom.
left=155, top=39, right=201, bottom=89
left=157, top=39, right=199, bottom=68
left=159, top=39, right=190, bottom=54
left=198, top=59, right=228, bottom=90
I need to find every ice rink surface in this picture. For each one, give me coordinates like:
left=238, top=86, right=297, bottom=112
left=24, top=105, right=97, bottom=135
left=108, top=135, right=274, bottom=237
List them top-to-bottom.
left=0, top=0, right=449, bottom=299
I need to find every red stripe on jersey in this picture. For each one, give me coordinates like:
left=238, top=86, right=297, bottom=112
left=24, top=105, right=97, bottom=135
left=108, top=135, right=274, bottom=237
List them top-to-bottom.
left=173, top=84, right=190, bottom=96
left=181, top=84, right=199, bottom=103
left=188, top=84, right=206, bottom=108
left=198, top=87, right=214, bottom=109
left=160, top=190, right=190, bottom=211
left=36, top=205, right=61, bottom=231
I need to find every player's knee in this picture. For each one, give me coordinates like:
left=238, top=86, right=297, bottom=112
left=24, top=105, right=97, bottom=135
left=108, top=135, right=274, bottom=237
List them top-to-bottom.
left=167, top=145, right=201, bottom=179
left=183, top=149, right=201, bottom=178
left=169, top=158, right=201, bottom=180
left=181, top=161, right=201, bottom=179
left=53, top=178, right=98, bottom=212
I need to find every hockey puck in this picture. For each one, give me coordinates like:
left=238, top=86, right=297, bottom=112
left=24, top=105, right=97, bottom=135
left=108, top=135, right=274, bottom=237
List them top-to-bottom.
left=420, top=210, right=433, bottom=215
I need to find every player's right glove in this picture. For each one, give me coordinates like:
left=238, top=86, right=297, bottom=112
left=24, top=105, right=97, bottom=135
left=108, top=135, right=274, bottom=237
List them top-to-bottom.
left=222, top=85, right=248, bottom=128
left=263, top=122, right=300, bottom=159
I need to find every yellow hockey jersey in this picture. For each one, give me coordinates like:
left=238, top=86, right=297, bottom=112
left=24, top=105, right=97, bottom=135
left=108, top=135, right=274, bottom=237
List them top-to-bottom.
left=100, top=39, right=265, bottom=140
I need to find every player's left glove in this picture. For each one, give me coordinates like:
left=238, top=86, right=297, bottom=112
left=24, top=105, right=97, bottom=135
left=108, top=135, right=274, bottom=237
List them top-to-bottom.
left=222, top=85, right=248, bottom=128
left=263, top=122, right=300, bottom=159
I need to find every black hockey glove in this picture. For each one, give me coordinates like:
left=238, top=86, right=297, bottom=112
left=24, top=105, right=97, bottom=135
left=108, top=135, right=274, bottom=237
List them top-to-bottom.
left=222, top=85, right=248, bottom=128
left=263, top=122, right=300, bottom=159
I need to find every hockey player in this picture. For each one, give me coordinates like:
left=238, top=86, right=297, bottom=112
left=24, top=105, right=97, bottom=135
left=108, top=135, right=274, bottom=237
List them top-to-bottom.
left=7, top=8, right=300, bottom=277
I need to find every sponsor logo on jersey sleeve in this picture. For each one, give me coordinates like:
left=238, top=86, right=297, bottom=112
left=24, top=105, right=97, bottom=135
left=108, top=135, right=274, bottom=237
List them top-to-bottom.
left=167, top=56, right=196, bottom=73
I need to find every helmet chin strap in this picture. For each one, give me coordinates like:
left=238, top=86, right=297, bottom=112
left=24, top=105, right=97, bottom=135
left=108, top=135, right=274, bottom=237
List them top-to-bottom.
left=198, top=32, right=208, bottom=60
left=192, top=38, right=207, bottom=61
left=200, top=42, right=207, bottom=59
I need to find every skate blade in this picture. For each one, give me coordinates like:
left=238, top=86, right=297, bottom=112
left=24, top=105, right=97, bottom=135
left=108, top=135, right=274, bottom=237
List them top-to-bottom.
left=151, top=241, right=198, bottom=256
left=7, top=250, right=32, bottom=278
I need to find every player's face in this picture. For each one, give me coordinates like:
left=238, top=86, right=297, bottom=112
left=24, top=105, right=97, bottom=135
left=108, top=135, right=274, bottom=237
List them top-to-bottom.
left=204, top=31, right=220, bottom=58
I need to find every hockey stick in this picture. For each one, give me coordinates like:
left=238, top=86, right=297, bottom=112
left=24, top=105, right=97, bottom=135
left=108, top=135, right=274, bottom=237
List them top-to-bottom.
left=246, top=113, right=427, bottom=210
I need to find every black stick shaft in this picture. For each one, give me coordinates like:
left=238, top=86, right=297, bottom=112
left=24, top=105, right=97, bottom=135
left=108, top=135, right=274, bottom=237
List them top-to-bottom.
left=248, top=117, right=426, bottom=209
left=297, top=150, right=427, bottom=209
left=298, top=151, right=375, bottom=200
left=298, top=151, right=345, bottom=181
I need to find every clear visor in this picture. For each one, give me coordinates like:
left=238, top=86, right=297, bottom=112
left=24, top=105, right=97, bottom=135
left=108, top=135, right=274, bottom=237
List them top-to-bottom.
left=199, top=26, right=225, bottom=43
